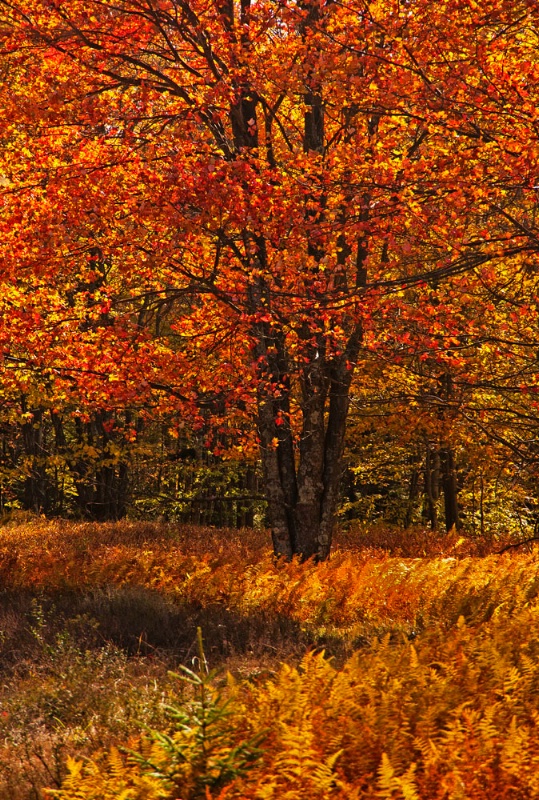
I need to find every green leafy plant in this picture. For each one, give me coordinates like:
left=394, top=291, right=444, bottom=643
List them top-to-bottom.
left=47, top=628, right=264, bottom=799
left=129, top=628, right=265, bottom=799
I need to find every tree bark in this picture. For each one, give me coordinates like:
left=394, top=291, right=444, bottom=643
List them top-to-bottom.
left=258, top=338, right=361, bottom=561
left=20, top=402, right=50, bottom=514
left=424, top=445, right=440, bottom=531
left=441, top=446, right=460, bottom=532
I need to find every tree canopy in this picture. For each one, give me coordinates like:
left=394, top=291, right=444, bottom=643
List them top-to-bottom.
left=1, top=0, right=539, bottom=557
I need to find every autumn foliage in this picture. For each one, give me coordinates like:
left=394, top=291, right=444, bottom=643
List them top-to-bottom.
left=1, top=0, right=539, bottom=556
left=2, top=0, right=539, bottom=796
left=0, top=520, right=538, bottom=798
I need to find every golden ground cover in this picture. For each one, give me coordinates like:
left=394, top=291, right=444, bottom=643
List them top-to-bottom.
left=1, top=520, right=539, bottom=798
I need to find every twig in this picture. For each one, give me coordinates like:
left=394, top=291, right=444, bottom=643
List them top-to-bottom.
left=497, top=536, right=539, bottom=554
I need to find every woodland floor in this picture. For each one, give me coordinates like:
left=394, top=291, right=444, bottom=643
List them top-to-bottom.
left=0, top=519, right=538, bottom=799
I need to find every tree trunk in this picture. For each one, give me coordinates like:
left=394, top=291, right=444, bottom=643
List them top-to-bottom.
left=228, top=0, right=362, bottom=561
left=258, top=325, right=361, bottom=561
left=20, top=402, right=50, bottom=514
left=72, top=412, right=129, bottom=521
left=424, top=445, right=440, bottom=531
left=441, top=446, right=460, bottom=532
left=405, top=467, right=421, bottom=529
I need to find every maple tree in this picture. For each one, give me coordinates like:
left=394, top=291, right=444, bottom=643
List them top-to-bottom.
left=1, top=0, right=539, bottom=558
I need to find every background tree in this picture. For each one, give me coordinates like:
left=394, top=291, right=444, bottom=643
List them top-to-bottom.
left=1, top=0, right=539, bottom=557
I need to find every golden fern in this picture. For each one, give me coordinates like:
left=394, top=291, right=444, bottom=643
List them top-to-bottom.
left=45, top=749, right=168, bottom=800
left=377, top=753, right=419, bottom=800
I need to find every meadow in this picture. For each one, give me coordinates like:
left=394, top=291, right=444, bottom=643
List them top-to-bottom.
left=1, top=519, right=539, bottom=799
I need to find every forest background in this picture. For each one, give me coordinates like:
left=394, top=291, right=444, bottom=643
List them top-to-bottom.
left=0, top=0, right=539, bottom=555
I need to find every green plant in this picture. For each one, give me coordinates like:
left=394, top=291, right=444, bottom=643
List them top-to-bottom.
left=47, top=628, right=264, bottom=800
left=129, top=628, right=264, bottom=799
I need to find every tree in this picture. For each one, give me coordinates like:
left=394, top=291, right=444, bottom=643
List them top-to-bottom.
left=1, top=0, right=538, bottom=558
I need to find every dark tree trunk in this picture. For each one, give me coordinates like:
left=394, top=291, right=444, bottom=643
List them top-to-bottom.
left=228, top=0, right=361, bottom=561
left=256, top=322, right=362, bottom=561
left=20, top=402, right=50, bottom=514
left=51, top=410, right=68, bottom=515
left=72, top=413, right=129, bottom=521
left=73, top=416, right=94, bottom=517
left=424, top=445, right=440, bottom=531
left=441, top=446, right=460, bottom=532
left=405, top=466, right=421, bottom=529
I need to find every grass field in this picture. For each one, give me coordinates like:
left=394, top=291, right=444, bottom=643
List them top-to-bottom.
left=1, top=519, right=539, bottom=799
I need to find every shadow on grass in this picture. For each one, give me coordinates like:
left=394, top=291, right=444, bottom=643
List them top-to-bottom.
left=0, top=585, right=346, bottom=675
left=1, top=585, right=334, bottom=799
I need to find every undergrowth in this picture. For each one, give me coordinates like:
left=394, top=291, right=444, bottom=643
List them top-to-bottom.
left=1, top=520, right=539, bottom=798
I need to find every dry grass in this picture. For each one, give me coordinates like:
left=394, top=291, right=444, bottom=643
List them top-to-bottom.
left=0, top=518, right=538, bottom=799
left=0, top=521, right=308, bottom=799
